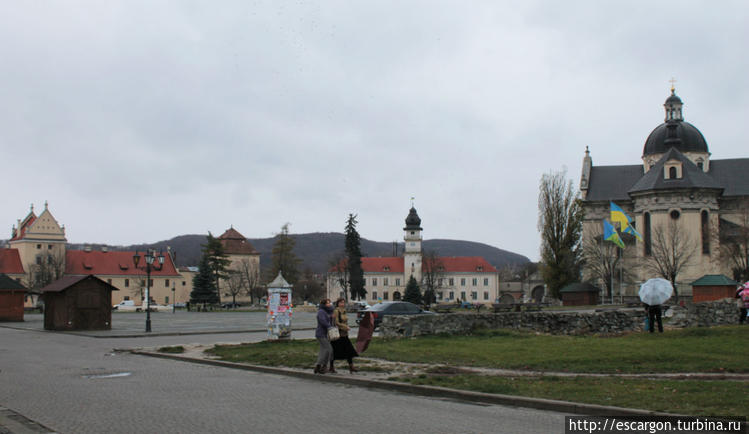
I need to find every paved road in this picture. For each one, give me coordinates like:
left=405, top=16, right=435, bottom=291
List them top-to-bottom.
left=0, top=315, right=567, bottom=433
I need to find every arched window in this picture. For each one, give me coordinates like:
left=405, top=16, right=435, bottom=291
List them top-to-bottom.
left=669, top=166, right=677, bottom=179
left=701, top=210, right=710, bottom=254
left=644, top=212, right=652, bottom=256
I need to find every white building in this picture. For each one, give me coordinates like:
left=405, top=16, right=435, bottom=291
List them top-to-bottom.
left=327, top=207, right=501, bottom=304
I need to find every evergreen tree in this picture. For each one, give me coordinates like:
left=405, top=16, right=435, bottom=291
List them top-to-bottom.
left=345, top=214, right=366, bottom=300
left=268, top=223, right=301, bottom=284
left=203, top=232, right=231, bottom=302
left=191, top=253, right=219, bottom=306
left=403, top=276, right=422, bottom=305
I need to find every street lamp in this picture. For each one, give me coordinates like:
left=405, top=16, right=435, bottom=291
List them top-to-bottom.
left=133, top=249, right=165, bottom=332
left=172, top=281, right=176, bottom=314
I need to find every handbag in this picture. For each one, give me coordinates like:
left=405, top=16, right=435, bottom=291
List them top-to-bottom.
left=327, top=325, right=340, bottom=341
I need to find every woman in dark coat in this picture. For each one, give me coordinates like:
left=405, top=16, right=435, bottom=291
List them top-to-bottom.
left=314, top=298, right=334, bottom=374
left=330, top=298, right=359, bottom=373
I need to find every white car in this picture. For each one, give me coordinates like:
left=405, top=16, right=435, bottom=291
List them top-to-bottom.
left=112, top=300, right=136, bottom=311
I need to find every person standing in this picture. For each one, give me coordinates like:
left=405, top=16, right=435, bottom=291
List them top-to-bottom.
left=738, top=286, right=748, bottom=325
left=330, top=298, right=359, bottom=373
left=314, top=299, right=334, bottom=374
left=647, top=304, right=663, bottom=333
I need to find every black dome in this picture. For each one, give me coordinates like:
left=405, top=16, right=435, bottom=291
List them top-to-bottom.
left=665, top=93, right=682, bottom=105
left=643, top=121, right=709, bottom=156
left=404, top=207, right=422, bottom=230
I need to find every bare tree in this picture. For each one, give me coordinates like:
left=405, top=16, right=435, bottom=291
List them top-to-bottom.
left=721, top=199, right=749, bottom=282
left=642, top=218, right=696, bottom=298
left=582, top=227, right=626, bottom=300
left=421, top=250, right=444, bottom=307
left=27, top=251, right=65, bottom=304
left=327, top=251, right=349, bottom=302
left=237, top=258, right=261, bottom=305
left=293, top=268, right=325, bottom=305
left=223, top=270, right=246, bottom=306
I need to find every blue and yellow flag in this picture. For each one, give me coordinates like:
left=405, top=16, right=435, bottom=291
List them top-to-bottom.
left=610, top=202, right=643, bottom=241
left=604, top=219, right=625, bottom=249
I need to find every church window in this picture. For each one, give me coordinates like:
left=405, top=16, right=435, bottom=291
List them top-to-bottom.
left=668, top=167, right=677, bottom=179
left=670, top=210, right=680, bottom=220
left=701, top=211, right=710, bottom=254
left=644, top=213, right=652, bottom=256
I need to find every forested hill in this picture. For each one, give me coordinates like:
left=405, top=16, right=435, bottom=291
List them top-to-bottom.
left=39, top=233, right=530, bottom=274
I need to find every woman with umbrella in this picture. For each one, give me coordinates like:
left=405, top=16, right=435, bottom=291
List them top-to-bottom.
left=639, top=278, right=673, bottom=333
left=738, top=282, right=749, bottom=325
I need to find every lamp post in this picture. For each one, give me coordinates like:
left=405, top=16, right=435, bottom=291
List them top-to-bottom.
left=133, top=249, right=165, bottom=333
left=172, top=281, right=176, bottom=314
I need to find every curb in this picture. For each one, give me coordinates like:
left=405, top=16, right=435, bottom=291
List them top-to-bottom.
left=131, top=350, right=683, bottom=418
left=0, top=406, right=56, bottom=434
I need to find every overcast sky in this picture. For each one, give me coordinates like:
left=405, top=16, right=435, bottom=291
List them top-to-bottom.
left=2, top=1, right=747, bottom=261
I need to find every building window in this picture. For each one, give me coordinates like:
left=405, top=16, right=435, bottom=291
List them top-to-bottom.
left=697, top=161, right=704, bottom=170
left=668, top=166, right=677, bottom=179
left=670, top=210, right=680, bottom=220
left=701, top=210, right=710, bottom=254
left=644, top=212, right=652, bottom=256
left=36, top=244, right=41, bottom=249
left=48, top=245, right=52, bottom=250
left=36, top=256, right=42, bottom=265
left=372, top=278, right=377, bottom=287
left=383, top=278, right=388, bottom=286
left=395, top=278, right=400, bottom=286
left=448, top=278, right=454, bottom=286
left=460, top=278, right=466, bottom=286
left=472, top=278, right=478, bottom=286
left=483, top=278, right=489, bottom=286
left=124, top=279, right=129, bottom=287
left=141, top=279, right=146, bottom=287
left=148, top=279, right=153, bottom=287
left=165, top=279, right=170, bottom=287
left=182, top=281, right=186, bottom=286
left=372, top=291, right=377, bottom=300
left=383, top=291, right=389, bottom=300
left=449, top=291, right=454, bottom=299
left=461, top=291, right=466, bottom=300
left=471, top=291, right=477, bottom=300
left=483, top=291, right=489, bottom=300
left=438, top=292, right=443, bottom=300
left=124, top=296, right=130, bottom=301
left=165, top=296, right=169, bottom=304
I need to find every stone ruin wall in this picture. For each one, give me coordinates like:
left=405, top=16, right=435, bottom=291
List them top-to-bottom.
left=380, top=298, right=741, bottom=337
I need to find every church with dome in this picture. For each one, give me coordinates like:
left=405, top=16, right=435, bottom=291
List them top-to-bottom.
left=579, top=87, right=749, bottom=299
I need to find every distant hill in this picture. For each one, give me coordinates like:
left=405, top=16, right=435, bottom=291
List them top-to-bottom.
left=6, top=233, right=530, bottom=274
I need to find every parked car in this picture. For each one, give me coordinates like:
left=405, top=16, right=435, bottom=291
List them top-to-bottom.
left=112, top=300, right=136, bottom=311
left=356, top=301, right=435, bottom=329
left=221, top=302, right=242, bottom=309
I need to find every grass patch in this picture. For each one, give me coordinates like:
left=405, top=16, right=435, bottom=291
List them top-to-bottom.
left=364, top=326, right=749, bottom=373
left=206, top=339, right=318, bottom=368
left=157, top=346, right=185, bottom=354
left=394, top=374, right=749, bottom=418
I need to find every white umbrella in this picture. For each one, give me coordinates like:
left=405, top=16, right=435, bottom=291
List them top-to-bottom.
left=639, top=278, right=673, bottom=305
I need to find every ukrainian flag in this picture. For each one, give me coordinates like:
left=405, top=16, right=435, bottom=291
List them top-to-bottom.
left=610, top=202, right=643, bottom=241
left=604, top=219, right=625, bottom=249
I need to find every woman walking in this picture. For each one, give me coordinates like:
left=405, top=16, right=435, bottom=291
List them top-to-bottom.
left=314, top=298, right=334, bottom=374
left=330, top=298, right=359, bottom=373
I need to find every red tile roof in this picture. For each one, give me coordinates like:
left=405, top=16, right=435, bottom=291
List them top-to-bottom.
left=10, top=212, right=36, bottom=241
left=218, top=228, right=258, bottom=255
left=0, top=248, right=25, bottom=274
left=65, top=250, right=180, bottom=276
left=331, top=256, right=498, bottom=274
left=362, top=257, right=405, bottom=273
left=41, top=275, right=118, bottom=293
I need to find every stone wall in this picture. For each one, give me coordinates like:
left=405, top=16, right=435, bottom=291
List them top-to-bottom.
left=380, top=298, right=743, bottom=337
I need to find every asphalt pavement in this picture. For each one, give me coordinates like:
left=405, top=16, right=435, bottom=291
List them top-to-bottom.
left=0, top=311, right=567, bottom=433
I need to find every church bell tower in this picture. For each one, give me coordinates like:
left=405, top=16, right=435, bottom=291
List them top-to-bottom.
left=403, top=206, right=423, bottom=282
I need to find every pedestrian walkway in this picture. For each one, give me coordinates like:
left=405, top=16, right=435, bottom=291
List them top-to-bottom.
left=0, top=311, right=318, bottom=337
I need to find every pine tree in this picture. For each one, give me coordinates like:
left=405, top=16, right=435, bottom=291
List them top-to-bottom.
left=345, top=214, right=366, bottom=300
left=268, top=223, right=301, bottom=284
left=203, top=232, right=231, bottom=302
left=191, top=253, right=219, bottom=306
left=403, top=276, right=422, bottom=305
